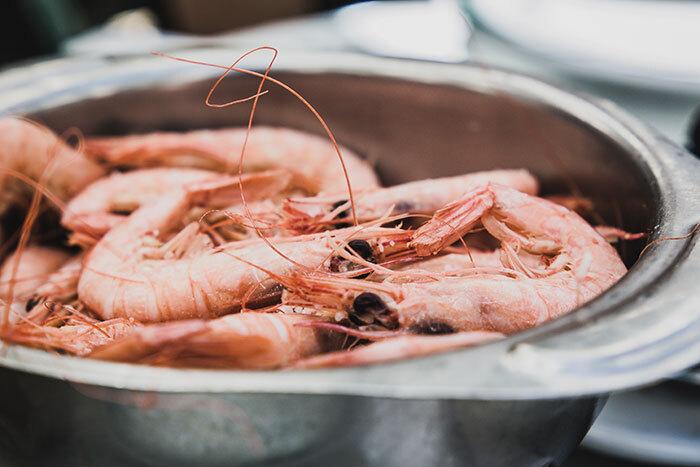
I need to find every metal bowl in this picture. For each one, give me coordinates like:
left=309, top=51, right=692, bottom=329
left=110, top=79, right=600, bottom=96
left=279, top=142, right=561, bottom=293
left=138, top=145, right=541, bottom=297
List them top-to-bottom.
left=0, top=50, right=698, bottom=467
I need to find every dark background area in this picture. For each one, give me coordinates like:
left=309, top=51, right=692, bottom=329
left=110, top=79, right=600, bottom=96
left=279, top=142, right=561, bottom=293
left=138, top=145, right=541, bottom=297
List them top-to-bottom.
left=0, top=0, right=360, bottom=67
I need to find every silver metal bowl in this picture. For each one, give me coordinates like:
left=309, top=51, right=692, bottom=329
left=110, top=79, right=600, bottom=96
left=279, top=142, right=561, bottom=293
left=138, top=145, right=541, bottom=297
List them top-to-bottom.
left=0, top=50, right=699, bottom=467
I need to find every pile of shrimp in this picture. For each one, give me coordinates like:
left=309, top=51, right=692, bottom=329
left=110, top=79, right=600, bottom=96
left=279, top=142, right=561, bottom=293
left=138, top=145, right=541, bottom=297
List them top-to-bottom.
left=0, top=49, right=644, bottom=370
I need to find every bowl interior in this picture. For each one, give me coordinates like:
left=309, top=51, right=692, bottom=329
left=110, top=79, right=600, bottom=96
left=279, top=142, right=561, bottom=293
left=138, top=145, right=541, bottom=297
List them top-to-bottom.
left=29, top=72, right=655, bottom=266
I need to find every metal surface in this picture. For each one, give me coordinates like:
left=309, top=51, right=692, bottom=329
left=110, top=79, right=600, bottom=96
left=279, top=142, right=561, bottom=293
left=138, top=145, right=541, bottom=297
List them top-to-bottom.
left=0, top=51, right=698, bottom=466
left=0, top=365, right=602, bottom=467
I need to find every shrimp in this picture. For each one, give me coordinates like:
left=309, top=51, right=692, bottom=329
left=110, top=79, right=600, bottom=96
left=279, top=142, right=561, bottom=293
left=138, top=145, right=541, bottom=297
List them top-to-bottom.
left=0, top=118, right=105, bottom=216
left=85, top=126, right=380, bottom=194
left=282, top=169, right=538, bottom=233
left=78, top=172, right=412, bottom=322
left=284, top=184, right=627, bottom=334
left=0, top=246, right=71, bottom=304
left=1, top=251, right=131, bottom=356
left=2, top=307, right=135, bottom=356
left=90, top=313, right=337, bottom=369
left=294, top=331, right=503, bottom=368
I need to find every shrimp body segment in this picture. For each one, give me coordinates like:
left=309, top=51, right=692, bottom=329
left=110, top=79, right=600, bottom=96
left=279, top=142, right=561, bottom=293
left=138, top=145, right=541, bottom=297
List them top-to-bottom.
left=86, top=126, right=380, bottom=194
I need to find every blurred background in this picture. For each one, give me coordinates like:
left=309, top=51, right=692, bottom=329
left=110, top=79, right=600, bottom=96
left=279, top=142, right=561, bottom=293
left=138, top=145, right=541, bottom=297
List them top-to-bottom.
left=0, top=0, right=355, bottom=65
left=1, top=0, right=697, bottom=145
left=1, top=1, right=698, bottom=466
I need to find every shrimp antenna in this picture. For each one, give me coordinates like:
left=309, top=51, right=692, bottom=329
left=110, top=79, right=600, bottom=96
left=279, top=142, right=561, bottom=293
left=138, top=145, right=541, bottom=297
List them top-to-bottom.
left=204, top=47, right=306, bottom=269
left=152, top=49, right=359, bottom=226
left=639, top=223, right=700, bottom=258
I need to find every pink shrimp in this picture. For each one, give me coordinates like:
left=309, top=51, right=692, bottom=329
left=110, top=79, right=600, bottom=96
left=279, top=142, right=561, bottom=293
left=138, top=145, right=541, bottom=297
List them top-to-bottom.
left=0, top=118, right=105, bottom=216
left=85, top=126, right=380, bottom=194
left=282, top=169, right=538, bottom=233
left=78, top=171, right=413, bottom=323
left=284, top=184, right=627, bottom=334
left=1, top=249, right=131, bottom=356
left=3, top=308, right=136, bottom=356
left=90, top=313, right=337, bottom=369
left=294, top=331, right=503, bottom=368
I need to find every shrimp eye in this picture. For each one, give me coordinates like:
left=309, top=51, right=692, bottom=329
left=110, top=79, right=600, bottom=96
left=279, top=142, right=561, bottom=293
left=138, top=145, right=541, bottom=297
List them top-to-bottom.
left=331, top=199, right=350, bottom=219
left=347, top=240, right=375, bottom=263
left=351, top=292, right=398, bottom=329
left=353, top=292, right=387, bottom=315
left=25, top=296, right=40, bottom=312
